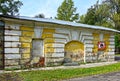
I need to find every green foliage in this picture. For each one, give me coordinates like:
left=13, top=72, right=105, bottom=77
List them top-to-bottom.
left=0, top=0, right=23, bottom=16
left=55, top=0, right=79, bottom=22
left=79, top=0, right=114, bottom=28
left=102, top=0, right=120, bottom=48
left=103, top=0, right=120, bottom=30
left=82, top=6, right=96, bottom=25
left=34, top=13, right=45, bottom=18
left=112, top=13, right=120, bottom=30
left=79, top=15, right=85, bottom=24
left=115, top=34, right=120, bottom=48
left=18, top=63, right=120, bottom=81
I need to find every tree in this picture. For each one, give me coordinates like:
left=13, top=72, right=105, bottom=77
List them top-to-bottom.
left=0, top=0, right=23, bottom=16
left=55, top=0, right=79, bottom=22
left=79, top=0, right=113, bottom=28
left=102, top=0, right=120, bottom=53
left=104, top=0, right=120, bottom=30
left=95, top=3, right=114, bottom=28
left=81, top=6, right=96, bottom=25
left=35, top=13, right=45, bottom=18
left=79, top=15, right=85, bottom=24
left=115, top=34, right=120, bottom=53
left=115, top=34, right=120, bottom=48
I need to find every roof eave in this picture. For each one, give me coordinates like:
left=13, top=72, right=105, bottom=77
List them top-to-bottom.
left=0, top=15, right=120, bottom=33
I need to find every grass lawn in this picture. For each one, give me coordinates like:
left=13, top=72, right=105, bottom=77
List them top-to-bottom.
left=115, top=54, right=120, bottom=56
left=1, top=62, right=120, bottom=81
left=18, top=62, right=120, bottom=81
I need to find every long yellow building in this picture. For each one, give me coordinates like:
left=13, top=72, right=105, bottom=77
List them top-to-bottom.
left=0, top=15, right=119, bottom=69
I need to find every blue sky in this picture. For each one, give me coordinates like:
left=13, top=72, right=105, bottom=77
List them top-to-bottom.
left=19, top=0, right=101, bottom=18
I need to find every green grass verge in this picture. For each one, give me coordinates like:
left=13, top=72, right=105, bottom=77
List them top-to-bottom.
left=115, top=54, right=120, bottom=56
left=17, top=62, right=120, bottom=81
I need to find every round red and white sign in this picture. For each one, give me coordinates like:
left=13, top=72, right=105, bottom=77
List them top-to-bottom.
left=98, top=41, right=106, bottom=50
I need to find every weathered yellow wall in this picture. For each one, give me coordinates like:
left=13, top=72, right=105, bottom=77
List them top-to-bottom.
left=20, top=26, right=34, bottom=59
left=19, top=27, right=56, bottom=59
left=42, top=28, right=55, bottom=55
left=92, top=33, right=100, bottom=53
left=92, top=33, right=110, bottom=52
left=104, top=34, right=110, bottom=53
left=65, top=41, right=84, bottom=61
left=65, top=41, right=84, bottom=51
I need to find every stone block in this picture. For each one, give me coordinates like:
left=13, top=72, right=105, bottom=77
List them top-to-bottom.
left=5, top=59, right=19, bottom=66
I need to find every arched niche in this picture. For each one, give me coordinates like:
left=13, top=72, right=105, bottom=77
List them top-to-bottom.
left=64, top=41, right=84, bottom=62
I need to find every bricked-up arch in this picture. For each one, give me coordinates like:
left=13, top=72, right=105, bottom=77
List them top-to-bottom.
left=64, top=41, right=84, bottom=62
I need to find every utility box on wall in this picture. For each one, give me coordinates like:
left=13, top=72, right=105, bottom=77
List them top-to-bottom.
left=0, top=15, right=120, bottom=69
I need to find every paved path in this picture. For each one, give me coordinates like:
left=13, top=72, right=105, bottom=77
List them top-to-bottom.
left=115, top=56, right=120, bottom=61
left=63, top=71, right=120, bottom=81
